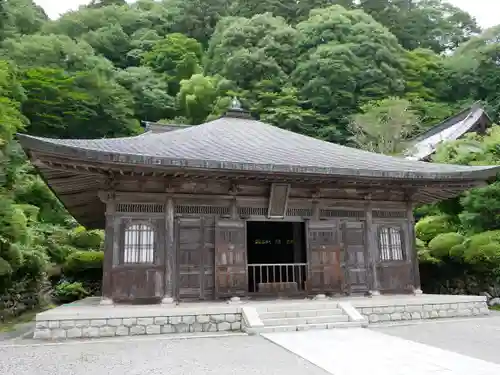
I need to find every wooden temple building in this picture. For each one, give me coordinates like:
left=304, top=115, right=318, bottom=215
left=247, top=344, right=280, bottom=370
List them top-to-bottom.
left=17, top=101, right=500, bottom=304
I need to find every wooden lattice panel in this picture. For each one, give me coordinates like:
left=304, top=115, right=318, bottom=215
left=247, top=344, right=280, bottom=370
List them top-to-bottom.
left=116, top=203, right=164, bottom=213
left=175, top=205, right=230, bottom=216
left=238, top=207, right=268, bottom=216
left=286, top=208, right=313, bottom=217
left=320, top=209, right=364, bottom=218
left=373, top=211, right=406, bottom=219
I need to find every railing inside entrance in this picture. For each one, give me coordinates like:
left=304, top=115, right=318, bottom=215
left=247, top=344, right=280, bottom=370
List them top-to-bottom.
left=247, top=263, right=308, bottom=294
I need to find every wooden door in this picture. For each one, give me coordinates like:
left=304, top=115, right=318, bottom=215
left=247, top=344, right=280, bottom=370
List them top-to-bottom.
left=176, top=217, right=215, bottom=300
left=177, top=217, right=202, bottom=299
left=215, top=219, right=247, bottom=298
left=307, top=221, right=343, bottom=294
left=343, top=221, right=369, bottom=294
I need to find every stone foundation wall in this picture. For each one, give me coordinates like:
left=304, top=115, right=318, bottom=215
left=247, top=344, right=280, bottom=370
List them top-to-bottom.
left=357, top=300, right=489, bottom=324
left=34, top=313, right=242, bottom=340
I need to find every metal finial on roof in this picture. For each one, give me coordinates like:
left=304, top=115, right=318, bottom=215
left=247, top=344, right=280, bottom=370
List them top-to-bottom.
left=230, top=97, right=242, bottom=111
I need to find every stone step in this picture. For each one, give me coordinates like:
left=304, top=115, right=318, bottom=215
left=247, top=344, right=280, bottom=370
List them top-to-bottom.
left=259, top=303, right=340, bottom=313
left=259, top=308, right=344, bottom=320
left=262, top=315, right=349, bottom=326
left=257, top=321, right=363, bottom=333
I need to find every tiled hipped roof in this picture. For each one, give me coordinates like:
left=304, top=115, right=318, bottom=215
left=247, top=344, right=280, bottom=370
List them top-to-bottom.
left=17, top=114, right=499, bottom=181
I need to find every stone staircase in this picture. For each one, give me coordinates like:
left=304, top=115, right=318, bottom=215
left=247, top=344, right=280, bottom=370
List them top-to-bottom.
left=243, top=301, right=367, bottom=333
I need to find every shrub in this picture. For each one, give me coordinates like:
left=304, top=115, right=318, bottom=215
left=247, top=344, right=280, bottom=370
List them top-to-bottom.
left=415, top=215, right=456, bottom=243
left=70, top=228, right=104, bottom=250
left=467, top=230, right=500, bottom=250
left=428, top=232, right=465, bottom=258
left=416, top=238, right=426, bottom=250
left=464, top=242, right=500, bottom=267
left=449, top=243, right=467, bottom=259
left=46, top=244, right=76, bottom=265
left=19, top=247, right=49, bottom=277
left=418, top=248, right=441, bottom=265
left=62, top=251, right=103, bottom=295
left=0, top=257, right=13, bottom=277
left=53, top=281, right=89, bottom=304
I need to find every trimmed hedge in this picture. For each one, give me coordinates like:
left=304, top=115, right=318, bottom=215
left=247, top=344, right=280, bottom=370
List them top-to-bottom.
left=415, top=215, right=456, bottom=243
left=428, top=232, right=465, bottom=258
left=62, top=251, right=103, bottom=295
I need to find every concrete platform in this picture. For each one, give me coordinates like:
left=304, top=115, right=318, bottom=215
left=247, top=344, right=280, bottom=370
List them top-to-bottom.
left=33, top=294, right=489, bottom=340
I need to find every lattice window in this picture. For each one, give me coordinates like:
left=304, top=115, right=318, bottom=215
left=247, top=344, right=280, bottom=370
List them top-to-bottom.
left=117, top=203, right=164, bottom=213
left=175, top=205, right=230, bottom=216
left=238, top=207, right=268, bottom=216
left=286, top=208, right=313, bottom=217
left=320, top=209, right=363, bottom=218
left=374, top=211, right=406, bottom=219
left=123, top=223, right=155, bottom=264
left=378, top=227, right=404, bottom=261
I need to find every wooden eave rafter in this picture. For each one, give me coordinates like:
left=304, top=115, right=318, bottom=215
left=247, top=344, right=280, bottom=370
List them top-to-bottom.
left=29, top=152, right=487, bottom=223
left=33, top=154, right=484, bottom=188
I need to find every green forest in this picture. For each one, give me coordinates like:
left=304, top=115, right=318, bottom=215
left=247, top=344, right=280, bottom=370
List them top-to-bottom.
left=1, top=0, right=500, bottom=321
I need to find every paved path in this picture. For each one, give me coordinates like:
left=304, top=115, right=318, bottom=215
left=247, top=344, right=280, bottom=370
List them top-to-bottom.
left=373, top=314, right=500, bottom=365
left=3, top=316, right=500, bottom=375
left=264, top=327, right=500, bottom=375
left=0, top=333, right=330, bottom=375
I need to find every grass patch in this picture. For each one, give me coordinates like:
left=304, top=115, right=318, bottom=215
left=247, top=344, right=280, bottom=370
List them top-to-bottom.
left=0, top=304, right=56, bottom=333
left=490, top=305, right=500, bottom=311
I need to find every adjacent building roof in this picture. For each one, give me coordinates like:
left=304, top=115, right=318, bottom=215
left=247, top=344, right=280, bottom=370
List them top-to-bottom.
left=405, top=102, right=492, bottom=161
left=140, top=121, right=193, bottom=134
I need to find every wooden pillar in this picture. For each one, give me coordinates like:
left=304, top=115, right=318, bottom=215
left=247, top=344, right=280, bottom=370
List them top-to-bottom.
left=100, top=194, right=115, bottom=305
left=162, top=197, right=176, bottom=304
left=365, top=199, right=380, bottom=295
left=406, top=200, right=422, bottom=295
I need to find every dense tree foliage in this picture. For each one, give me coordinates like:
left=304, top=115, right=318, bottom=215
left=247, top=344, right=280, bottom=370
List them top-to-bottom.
left=0, top=0, right=500, bottom=317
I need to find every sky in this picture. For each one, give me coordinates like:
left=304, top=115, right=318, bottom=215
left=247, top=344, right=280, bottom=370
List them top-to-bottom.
left=34, top=0, right=499, bottom=29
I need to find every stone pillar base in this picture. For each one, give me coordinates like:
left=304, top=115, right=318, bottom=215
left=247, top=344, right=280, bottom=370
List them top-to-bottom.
left=413, top=288, right=423, bottom=296
left=368, top=290, right=381, bottom=297
left=313, top=294, right=328, bottom=300
left=161, top=296, right=175, bottom=305
left=227, top=296, right=242, bottom=304
left=99, top=297, right=113, bottom=306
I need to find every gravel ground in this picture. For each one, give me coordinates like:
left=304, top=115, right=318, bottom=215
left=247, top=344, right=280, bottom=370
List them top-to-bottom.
left=372, top=313, right=500, bottom=364
left=0, top=333, right=330, bottom=375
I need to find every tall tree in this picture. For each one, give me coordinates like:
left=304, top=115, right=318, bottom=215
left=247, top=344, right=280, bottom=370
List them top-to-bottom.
left=0, top=0, right=47, bottom=41
left=88, top=0, right=127, bottom=8
left=229, top=0, right=354, bottom=24
left=359, top=0, right=480, bottom=53
left=293, top=5, right=406, bottom=141
left=205, top=13, right=300, bottom=90
left=83, top=24, right=131, bottom=68
left=440, top=26, right=500, bottom=122
left=142, top=33, right=203, bottom=95
left=0, top=34, right=114, bottom=73
left=0, top=60, right=26, bottom=143
left=116, top=66, right=175, bottom=121
left=20, top=68, right=141, bottom=138
left=348, top=97, right=420, bottom=154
